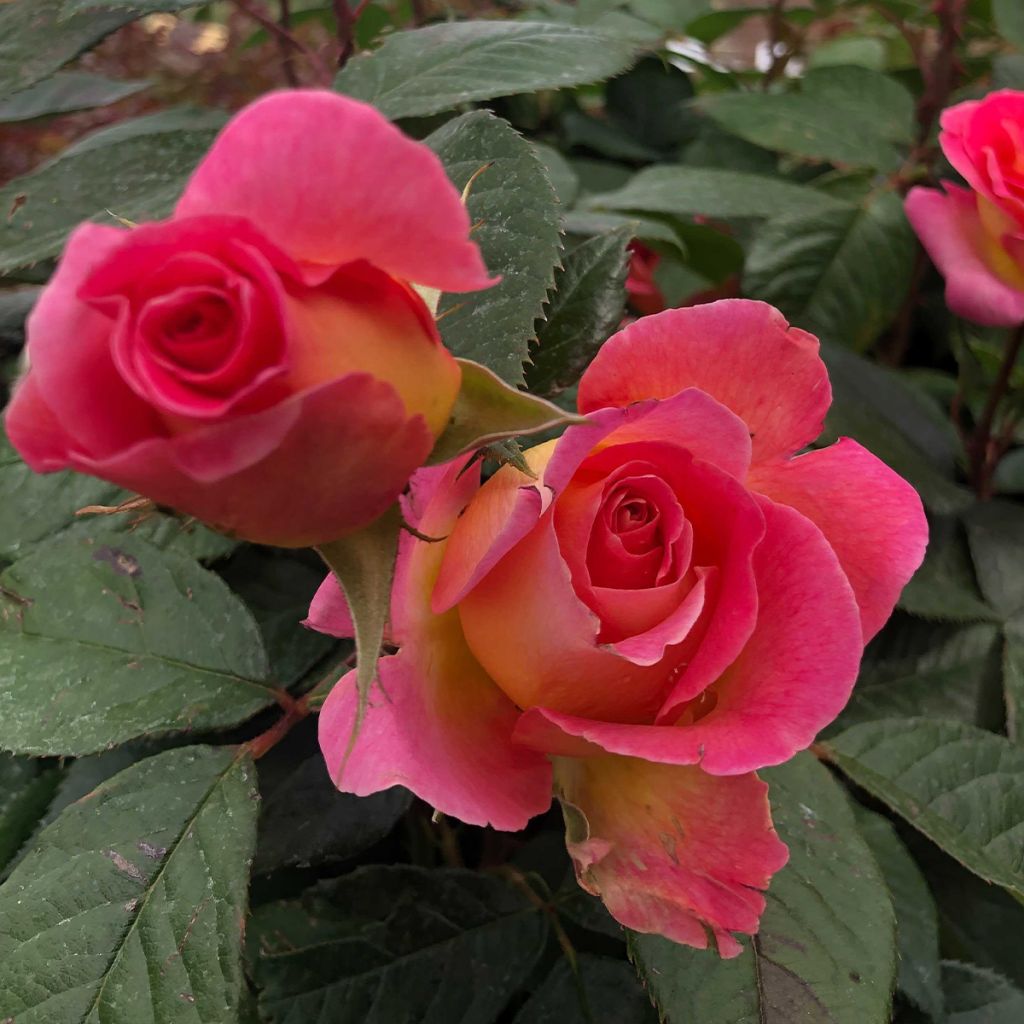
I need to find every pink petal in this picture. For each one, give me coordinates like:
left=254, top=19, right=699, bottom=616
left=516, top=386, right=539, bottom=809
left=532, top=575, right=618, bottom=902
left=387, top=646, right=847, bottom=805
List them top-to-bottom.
left=176, top=90, right=493, bottom=293
left=905, top=184, right=1024, bottom=326
left=18, top=223, right=163, bottom=462
left=577, top=300, right=830, bottom=464
left=70, top=373, right=434, bottom=548
left=3, top=374, right=75, bottom=472
left=433, top=388, right=751, bottom=613
left=747, top=438, right=927, bottom=641
left=317, top=457, right=552, bottom=830
left=517, top=498, right=863, bottom=775
left=459, top=511, right=676, bottom=723
left=304, top=574, right=355, bottom=640
left=318, top=645, right=552, bottom=831
left=555, top=755, right=788, bottom=956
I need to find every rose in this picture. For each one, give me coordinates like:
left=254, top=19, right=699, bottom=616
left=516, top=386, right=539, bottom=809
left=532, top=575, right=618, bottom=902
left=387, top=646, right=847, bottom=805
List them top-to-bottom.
left=906, top=89, right=1024, bottom=326
left=4, top=90, right=492, bottom=547
left=625, top=241, right=665, bottom=315
left=309, top=300, right=927, bottom=954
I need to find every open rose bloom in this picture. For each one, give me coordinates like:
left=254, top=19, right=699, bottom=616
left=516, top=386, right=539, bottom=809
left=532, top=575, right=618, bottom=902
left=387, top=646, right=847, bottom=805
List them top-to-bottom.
left=906, top=89, right=1024, bottom=326
left=4, top=90, right=492, bottom=547
left=309, top=300, right=928, bottom=955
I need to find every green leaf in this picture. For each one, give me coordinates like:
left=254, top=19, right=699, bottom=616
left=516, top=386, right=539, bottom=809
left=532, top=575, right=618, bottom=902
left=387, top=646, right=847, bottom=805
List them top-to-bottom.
left=0, top=0, right=171, bottom=101
left=994, top=0, right=1024, bottom=50
left=334, top=20, right=637, bottom=120
left=697, top=66, right=914, bottom=171
left=0, top=71, right=148, bottom=123
left=427, top=111, right=563, bottom=385
left=0, top=115, right=221, bottom=274
left=582, top=165, right=847, bottom=221
left=745, top=189, right=917, bottom=352
left=525, top=227, right=630, bottom=397
left=820, top=343, right=972, bottom=515
left=429, top=358, right=584, bottom=465
left=1, top=423, right=235, bottom=565
left=964, top=501, right=1024, bottom=619
left=899, top=516, right=997, bottom=623
left=0, top=535, right=275, bottom=756
left=219, top=548, right=336, bottom=687
left=1005, top=615, right=1024, bottom=741
left=833, top=618, right=1004, bottom=733
left=821, top=719, right=1024, bottom=903
left=0, top=744, right=257, bottom=1021
left=255, top=744, right=410, bottom=874
left=0, top=753, right=62, bottom=875
left=629, top=753, right=896, bottom=1024
left=854, top=807, right=943, bottom=1020
left=251, top=865, right=549, bottom=1023
left=513, top=955, right=657, bottom=1024
left=944, top=960, right=1024, bottom=1023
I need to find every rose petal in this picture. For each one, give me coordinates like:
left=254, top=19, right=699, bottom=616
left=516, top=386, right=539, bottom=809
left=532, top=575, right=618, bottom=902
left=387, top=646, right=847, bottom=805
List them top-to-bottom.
left=176, top=90, right=494, bottom=293
left=905, top=184, right=1024, bottom=326
left=17, top=223, right=162, bottom=461
left=577, top=300, right=829, bottom=464
left=69, top=373, right=433, bottom=547
left=747, top=438, right=927, bottom=641
left=318, top=456, right=551, bottom=830
left=517, top=498, right=863, bottom=775
left=459, top=511, right=674, bottom=723
left=555, top=755, right=788, bottom=957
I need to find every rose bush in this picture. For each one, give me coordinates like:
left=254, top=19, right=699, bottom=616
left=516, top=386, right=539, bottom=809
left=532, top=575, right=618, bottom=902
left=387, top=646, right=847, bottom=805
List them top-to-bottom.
left=4, top=89, right=493, bottom=547
left=906, top=89, right=1024, bottom=326
left=308, top=299, right=928, bottom=955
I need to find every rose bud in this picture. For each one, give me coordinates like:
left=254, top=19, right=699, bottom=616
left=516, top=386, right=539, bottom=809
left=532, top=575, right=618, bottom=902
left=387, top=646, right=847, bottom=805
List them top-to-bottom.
left=4, top=90, right=493, bottom=547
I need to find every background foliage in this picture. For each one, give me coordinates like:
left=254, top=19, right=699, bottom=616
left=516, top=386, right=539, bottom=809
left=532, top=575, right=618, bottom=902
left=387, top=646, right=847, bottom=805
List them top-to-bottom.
left=1, top=1, right=1023, bottom=1022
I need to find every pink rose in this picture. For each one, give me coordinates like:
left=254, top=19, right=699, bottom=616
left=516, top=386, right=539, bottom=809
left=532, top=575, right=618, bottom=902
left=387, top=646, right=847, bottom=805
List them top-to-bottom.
left=4, top=90, right=493, bottom=547
left=906, top=90, right=1024, bottom=326
left=309, top=300, right=927, bottom=954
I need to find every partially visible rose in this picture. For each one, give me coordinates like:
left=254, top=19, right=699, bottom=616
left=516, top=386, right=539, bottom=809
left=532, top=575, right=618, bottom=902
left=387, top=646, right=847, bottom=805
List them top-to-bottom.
left=4, top=90, right=493, bottom=547
left=906, top=90, right=1024, bottom=326
left=625, top=241, right=665, bottom=315
left=309, top=300, right=928, bottom=954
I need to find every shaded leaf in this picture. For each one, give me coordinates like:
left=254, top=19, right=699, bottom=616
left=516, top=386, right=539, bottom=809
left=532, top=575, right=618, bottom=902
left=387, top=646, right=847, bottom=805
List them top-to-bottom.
left=0, top=0, right=190, bottom=101
left=994, top=0, right=1024, bottom=50
left=334, top=20, right=637, bottom=120
left=697, top=66, right=913, bottom=171
left=0, top=71, right=148, bottom=123
left=427, top=111, right=563, bottom=384
left=0, top=115, right=221, bottom=274
left=582, top=165, right=846, bottom=221
left=745, top=190, right=917, bottom=352
left=526, top=227, right=631, bottom=397
left=429, top=358, right=583, bottom=465
left=963, top=501, right=1024, bottom=619
left=0, top=535, right=274, bottom=756
left=832, top=618, right=1004, bottom=734
left=822, top=719, right=1024, bottom=902
left=0, top=744, right=257, bottom=1021
left=255, top=749, right=410, bottom=874
left=0, top=753, right=62, bottom=875
left=629, top=753, right=896, bottom=1024
left=855, top=807, right=943, bottom=1020
left=251, top=865, right=548, bottom=1023
left=513, top=954, right=656, bottom=1024
left=944, top=960, right=1024, bottom=1023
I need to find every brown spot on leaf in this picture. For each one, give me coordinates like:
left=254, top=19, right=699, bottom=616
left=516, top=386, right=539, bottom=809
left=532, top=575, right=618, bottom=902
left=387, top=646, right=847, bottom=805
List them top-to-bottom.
left=94, top=546, right=142, bottom=578
left=137, top=841, right=166, bottom=860
left=103, top=849, right=146, bottom=883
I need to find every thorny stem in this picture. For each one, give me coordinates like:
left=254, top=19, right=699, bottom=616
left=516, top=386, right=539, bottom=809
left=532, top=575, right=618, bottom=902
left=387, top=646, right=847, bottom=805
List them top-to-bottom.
left=231, top=0, right=333, bottom=86
left=277, top=0, right=299, bottom=87
left=332, top=0, right=356, bottom=71
left=762, top=0, right=797, bottom=90
left=915, top=0, right=968, bottom=147
left=969, top=323, right=1024, bottom=499
left=245, top=689, right=311, bottom=759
